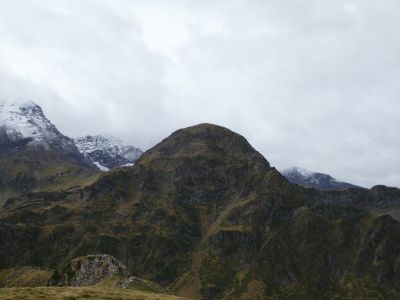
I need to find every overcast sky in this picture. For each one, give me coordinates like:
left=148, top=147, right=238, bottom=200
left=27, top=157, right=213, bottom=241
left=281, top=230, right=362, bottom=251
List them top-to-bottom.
left=0, top=0, right=399, bottom=188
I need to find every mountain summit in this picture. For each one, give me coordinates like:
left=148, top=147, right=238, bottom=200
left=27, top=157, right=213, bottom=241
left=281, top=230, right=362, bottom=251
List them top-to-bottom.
left=0, top=101, right=90, bottom=166
left=0, top=101, right=55, bottom=143
left=74, top=134, right=142, bottom=171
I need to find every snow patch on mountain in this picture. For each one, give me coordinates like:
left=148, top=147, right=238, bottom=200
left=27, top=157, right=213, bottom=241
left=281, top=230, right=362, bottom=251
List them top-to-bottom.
left=0, top=100, right=59, bottom=143
left=0, top=100, right=95, bottom=168
left=0, top=100, right=78, bottom=152
left=74, top=134, right=142, bottom=170
left=282, top=166, right=363, bottom=190
left=284, top=167, right=314, bottom=178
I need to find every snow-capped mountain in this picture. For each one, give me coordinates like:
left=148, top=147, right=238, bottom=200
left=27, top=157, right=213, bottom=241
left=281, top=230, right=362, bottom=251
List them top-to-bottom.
left=0, top=101, right=92, bottom=167
left=74, top=134, right=143, bottom=171
left=282, top=167, right=362, bottom=190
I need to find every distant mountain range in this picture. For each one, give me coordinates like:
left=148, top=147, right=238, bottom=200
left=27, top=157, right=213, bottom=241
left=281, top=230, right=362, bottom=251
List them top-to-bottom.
left=0, top=101, right=142, bottom=171
left=0, top=101, right=142, bottom=202
left=0, top=101, right=366, bottom=188
left=282, top=166, right=363, bottom=190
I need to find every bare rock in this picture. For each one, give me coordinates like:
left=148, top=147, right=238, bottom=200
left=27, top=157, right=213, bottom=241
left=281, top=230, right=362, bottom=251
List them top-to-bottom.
left=51, top=254, right=127, bottom=286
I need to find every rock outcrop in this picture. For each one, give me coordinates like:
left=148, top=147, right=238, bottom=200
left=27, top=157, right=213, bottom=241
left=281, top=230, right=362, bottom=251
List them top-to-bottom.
left=51, top=255, right=127, bottom=286
left=117, top=275, right=163, bottom=292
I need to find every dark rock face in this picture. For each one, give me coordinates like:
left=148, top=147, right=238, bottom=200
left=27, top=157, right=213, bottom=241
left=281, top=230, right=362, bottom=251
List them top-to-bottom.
left=1, top=123, right=400, bottom=299
left=0, top=127, right=32, bottom=153
left=282, top=167, right=362, bottom=190
left=9, top=172, right=38, bottom=193
left=306, top=185, right=400, bottom=209
left=51, top=255, right=127, bottom=286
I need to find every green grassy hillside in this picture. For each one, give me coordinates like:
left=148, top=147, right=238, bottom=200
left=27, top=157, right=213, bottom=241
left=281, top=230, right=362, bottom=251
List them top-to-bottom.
left=0, top=146, right=99, bottom=206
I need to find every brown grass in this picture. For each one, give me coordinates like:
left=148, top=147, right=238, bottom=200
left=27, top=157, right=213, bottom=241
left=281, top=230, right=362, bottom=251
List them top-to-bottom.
left=0, top=267, right=53, bottom=288
left=0, top=286, right=187, bottom=300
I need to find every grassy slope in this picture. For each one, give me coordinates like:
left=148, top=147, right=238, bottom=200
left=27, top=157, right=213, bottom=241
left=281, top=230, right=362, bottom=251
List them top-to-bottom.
left=0, top=147, right=99, bottom=205
left=0, top=267, right=53, bottom=287
left=0, top=268, right=186, bottom=300
left=0, top=287, right=185, bottom=300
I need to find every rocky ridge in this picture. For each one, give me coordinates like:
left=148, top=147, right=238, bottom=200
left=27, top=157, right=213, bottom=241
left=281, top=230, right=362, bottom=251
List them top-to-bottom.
left=74, top=134, right=142, bottom=170
left=282, top=166, right=362, bottom=190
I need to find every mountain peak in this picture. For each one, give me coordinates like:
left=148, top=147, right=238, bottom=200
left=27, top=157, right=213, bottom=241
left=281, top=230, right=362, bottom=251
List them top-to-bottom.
left=0, top=99, right=38, bottom=108
left=0, top=100, right=54, bottom=143
left=0, top=100, right=93, bottom=168
left=137, top=123, right=272, bottom=178
left=167, top=123, right=261, bottom=154
left=172, top=123, right=243, bottom=139
left=74, top=134, right=143, bottom=170
left=282, top=166, right=362, bottom=190
left=283, top=166, right=315, bottom=178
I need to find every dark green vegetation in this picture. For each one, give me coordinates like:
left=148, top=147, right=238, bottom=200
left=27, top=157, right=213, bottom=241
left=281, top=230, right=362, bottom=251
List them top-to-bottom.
left=1, top=123, right=400, bottom=299
left=0, top=142, right=99, bottom=206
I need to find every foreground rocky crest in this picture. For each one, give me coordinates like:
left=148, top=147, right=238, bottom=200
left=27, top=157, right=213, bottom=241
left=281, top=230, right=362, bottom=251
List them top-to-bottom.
left=51, top=254, right=127, bottom=286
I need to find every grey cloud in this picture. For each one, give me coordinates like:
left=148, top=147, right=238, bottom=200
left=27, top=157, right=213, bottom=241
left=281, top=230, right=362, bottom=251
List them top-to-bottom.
left=0, top=0, right=170, bottom=147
